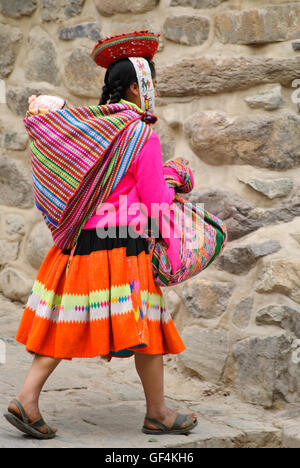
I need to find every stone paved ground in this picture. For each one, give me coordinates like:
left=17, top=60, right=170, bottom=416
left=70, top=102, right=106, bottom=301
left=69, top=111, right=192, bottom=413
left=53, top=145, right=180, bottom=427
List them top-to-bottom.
left=1, top=294, right=300, bottom=449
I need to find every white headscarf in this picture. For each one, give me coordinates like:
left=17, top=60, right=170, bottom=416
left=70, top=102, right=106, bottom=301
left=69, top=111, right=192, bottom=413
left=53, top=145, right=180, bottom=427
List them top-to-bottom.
left=128, top=57, right=155, bottom=114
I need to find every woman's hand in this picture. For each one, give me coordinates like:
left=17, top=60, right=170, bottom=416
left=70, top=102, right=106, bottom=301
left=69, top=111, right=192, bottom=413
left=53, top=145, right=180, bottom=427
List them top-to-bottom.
left=177, top=158, right=190, bottom=167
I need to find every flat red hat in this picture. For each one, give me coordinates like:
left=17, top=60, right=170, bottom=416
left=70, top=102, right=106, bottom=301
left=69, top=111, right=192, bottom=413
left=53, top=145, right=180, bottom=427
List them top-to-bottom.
left=90, top=30, right=160, bottom=69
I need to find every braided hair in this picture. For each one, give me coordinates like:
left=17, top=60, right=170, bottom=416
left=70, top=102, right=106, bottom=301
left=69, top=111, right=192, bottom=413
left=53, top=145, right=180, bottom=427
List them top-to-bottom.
left=99, top=58, right=155, bottom=105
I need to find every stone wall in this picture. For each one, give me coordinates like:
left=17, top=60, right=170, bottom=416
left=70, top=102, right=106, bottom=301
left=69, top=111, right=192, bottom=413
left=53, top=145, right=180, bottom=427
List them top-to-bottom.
left=1, top=0, right=300, bottom=409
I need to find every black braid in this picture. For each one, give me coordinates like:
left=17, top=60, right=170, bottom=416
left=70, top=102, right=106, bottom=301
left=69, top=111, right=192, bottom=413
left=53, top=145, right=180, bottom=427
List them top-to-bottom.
left=109, top=80, right=125, bottom=104
left=99, top=85, right=110, bottom=105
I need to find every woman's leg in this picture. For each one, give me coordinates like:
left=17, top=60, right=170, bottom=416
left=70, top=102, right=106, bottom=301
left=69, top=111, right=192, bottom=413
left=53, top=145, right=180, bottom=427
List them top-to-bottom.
left=134, top=353, right=197, bottom=430
left=8, top=354, right=61, bottom=434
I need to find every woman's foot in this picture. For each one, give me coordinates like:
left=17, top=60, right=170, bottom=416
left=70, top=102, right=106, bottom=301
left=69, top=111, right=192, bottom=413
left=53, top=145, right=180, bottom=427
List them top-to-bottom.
left=7, top=397, right=57, bottom=436
left=143, top=407, right=197, bottom=433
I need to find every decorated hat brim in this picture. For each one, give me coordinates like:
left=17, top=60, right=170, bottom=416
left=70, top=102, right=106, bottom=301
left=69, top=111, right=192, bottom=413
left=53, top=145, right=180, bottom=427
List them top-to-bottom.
left=91, top=30, right=160, bottom=69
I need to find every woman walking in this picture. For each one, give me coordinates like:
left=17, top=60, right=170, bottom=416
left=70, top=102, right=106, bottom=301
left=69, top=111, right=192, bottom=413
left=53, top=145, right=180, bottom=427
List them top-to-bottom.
left=4, top=31, right=198, bottom=440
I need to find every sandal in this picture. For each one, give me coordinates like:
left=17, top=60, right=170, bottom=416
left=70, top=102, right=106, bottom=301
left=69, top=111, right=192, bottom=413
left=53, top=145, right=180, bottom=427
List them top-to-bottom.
left=4, top=399, right=57, bottom=440
left=142, top=413, right=198, bottom=435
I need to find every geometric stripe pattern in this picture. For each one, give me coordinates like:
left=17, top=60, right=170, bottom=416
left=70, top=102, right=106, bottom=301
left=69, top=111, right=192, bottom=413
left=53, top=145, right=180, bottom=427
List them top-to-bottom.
left=24, top=101, right=156, bottom=250
left=26, top=285, right=171, bottom=325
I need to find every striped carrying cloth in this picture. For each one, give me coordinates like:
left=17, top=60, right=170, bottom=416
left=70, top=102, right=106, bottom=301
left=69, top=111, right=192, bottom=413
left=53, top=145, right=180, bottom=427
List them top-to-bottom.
left=24, top=102, right=156, bottom=250
left=146, top=159, right=228, bottom=287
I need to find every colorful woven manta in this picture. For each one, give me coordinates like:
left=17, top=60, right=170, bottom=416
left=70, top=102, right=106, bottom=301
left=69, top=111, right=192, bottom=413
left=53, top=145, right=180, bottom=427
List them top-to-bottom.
left=24, top=102, right=157, bottom=250
left=146, top=159, right=228, bottom=287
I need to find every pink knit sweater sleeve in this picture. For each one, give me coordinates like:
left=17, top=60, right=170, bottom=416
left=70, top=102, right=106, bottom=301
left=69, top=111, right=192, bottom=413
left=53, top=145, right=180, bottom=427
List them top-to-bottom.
left=132, top=131, right=175, bottom=216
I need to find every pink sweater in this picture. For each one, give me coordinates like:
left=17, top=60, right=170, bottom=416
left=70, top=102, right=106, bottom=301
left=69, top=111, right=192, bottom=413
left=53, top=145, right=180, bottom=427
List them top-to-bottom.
left=83, top=131, right=192, bottom=272
left=84, top=131, right=178, bottom=227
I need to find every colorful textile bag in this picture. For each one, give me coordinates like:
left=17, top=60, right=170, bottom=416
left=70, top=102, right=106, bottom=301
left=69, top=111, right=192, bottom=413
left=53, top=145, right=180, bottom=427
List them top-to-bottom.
left=24, top=102, right=156, bottom=250
left=146, top=159, right=228, bottom=287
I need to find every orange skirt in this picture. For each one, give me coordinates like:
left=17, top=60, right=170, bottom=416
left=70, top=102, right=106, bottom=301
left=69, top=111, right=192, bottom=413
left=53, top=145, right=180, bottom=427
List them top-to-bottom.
left=16, top=226, right=185, bottom=359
